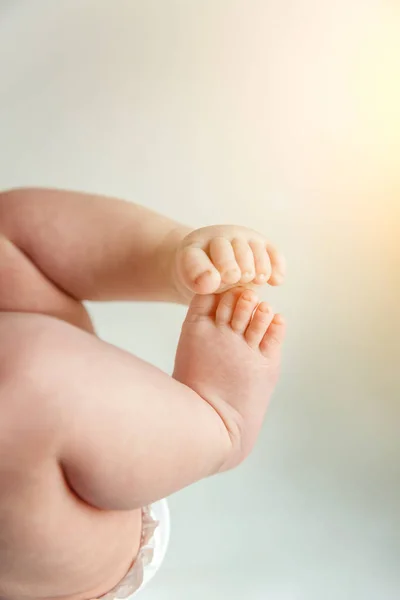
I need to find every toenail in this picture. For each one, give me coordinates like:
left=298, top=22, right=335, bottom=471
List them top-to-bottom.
left=224, top=269, right=240, bottom=279
left=194, top=271, right=212, bottom=285
left=242, top=271, right=255, bottom=280
left=242, top=292, right=254, bottom=302
left=258, top=303, right=270, bottom=313
left=273, top=314, right=285, bottom=324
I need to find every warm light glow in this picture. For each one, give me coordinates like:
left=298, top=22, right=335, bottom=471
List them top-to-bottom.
left=350, top=15, right=400, bottom=180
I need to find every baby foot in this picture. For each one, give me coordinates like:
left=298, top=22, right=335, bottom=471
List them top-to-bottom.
left=173, top=225, right=286, bottom=301
left=173, top=288, right=286, bottom=468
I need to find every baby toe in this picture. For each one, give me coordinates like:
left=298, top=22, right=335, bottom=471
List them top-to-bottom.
left=209, top=237, right=241, bottom=285
left=231, top=238, right=256, bottom=284
left=249, top=240, right=272, bottom=285
left=266, top=244, right=286, bottom=286
left=215, top=288, right=243, bottom=325
left=230, top=289, right=259, bottom=333
left=245, top=302, right=274, bottom=348
left=259, top=314, right=286, bottom=357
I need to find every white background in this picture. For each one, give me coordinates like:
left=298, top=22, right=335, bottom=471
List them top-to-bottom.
left=0, top=1, right=399, bottom=599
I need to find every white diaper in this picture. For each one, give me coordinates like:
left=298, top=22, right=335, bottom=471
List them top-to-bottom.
left=98, top=500, right=170, bottom=599
left=137, top=500, right=170, bottom=595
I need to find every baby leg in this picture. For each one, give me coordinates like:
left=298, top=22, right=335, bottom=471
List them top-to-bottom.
left=0, top=291, right=285, bottom=599
left=0, top=311, right=232, bottom=599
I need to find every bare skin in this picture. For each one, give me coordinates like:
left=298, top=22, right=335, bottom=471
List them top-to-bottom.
left=0, top=188, right=286, bottom=600
left=0, top=188, right=285, bottom=320
left=173, top=289, right=285, bottom=464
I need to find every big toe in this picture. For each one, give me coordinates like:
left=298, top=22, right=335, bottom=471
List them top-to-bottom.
left=178, top=246, right=222, bottom=294
left=215, top=287, right=248, bottom=326
left=185, top=293, right=219, bottom=323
